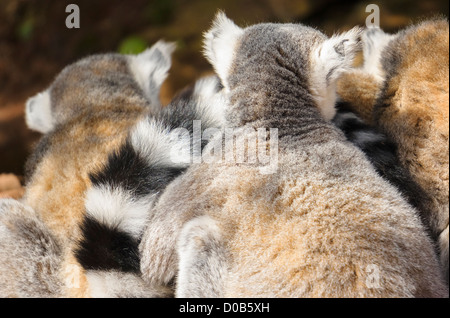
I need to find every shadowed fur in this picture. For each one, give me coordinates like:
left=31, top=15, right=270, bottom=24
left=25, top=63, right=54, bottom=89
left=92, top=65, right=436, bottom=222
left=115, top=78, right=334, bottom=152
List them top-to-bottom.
left=336, top=19, right=449, bottom=284
left=333, top=102, right=438, bottom=244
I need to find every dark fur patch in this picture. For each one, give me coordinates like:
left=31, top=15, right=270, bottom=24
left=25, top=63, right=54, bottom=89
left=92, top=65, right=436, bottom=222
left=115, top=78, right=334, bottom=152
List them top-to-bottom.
left=24, top=133, right=52, bottom=184
left=81, top=139, right=186, bottom=274
left=89, top=141, right=186, bottom=198
left=75, top=215, right=140, bottom=273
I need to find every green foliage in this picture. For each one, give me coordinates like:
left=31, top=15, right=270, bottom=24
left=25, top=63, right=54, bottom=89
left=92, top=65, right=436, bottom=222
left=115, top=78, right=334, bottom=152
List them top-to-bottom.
left=17, top=17, right=34, bottom=41
left=118, top=36, right=148, bottom=54
left=175, top=38, right=186, bottom=50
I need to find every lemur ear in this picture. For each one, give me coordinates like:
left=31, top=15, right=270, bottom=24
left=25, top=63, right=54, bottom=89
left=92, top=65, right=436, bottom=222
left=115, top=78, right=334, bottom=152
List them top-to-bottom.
left=203, top=11, right=243, bottom=89
left=309, top=27, right=362, bottom=121
left=312, top=27, right=363, bottom=85
left=361, top=27, right=396, bottom=83
left=129, top=40, right=176, bottom=110
left=25, top=90, right=54, bottom=133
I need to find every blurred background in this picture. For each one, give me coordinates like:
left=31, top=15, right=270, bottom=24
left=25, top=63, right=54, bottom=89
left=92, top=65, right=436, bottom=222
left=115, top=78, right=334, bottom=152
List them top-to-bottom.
left=0, top=0, right=448, bottom=196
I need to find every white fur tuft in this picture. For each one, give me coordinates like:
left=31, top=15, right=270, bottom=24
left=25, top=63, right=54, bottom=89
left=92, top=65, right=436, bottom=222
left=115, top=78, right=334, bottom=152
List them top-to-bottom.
left=203, top=12, right=243, bottom=90
left=310, top=27, right=363, bottom=121
left=362, top=27, right=396, bottom=83
left=128, top=40, right=176, bottom=111
left=192, top=75, right=227, bottom=127
left=192, top=75, right=221, bottom=101
left=25, top=90, right=54, bottom=133
left=130, top=118, right=192, bottom=168
left=84, top=185, right=153, bottom=239
left=176, top=215, right=227, bottom=297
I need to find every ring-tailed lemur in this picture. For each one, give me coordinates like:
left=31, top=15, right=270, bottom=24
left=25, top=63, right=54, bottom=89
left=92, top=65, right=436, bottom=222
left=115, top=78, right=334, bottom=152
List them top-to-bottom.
left=138, top=13, right=448, bottom=297
left=2, top=18, right=446, bottom=297
left=337, top=18, right=449, bottom=284
left=21, top=41, right=176, bottom=297
left=75, top=73, right=442, bottom=297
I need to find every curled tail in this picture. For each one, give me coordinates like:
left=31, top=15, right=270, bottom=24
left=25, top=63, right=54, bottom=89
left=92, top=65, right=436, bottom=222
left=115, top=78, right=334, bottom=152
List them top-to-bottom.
left=74, top=75, right=225, bottom=295
left=75, top=128, right=188, bottom=274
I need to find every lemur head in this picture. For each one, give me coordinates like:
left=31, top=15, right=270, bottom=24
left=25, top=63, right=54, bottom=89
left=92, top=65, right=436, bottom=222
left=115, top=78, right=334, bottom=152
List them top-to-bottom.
left=203, top=12, right=362, bottom=121
left=25, top=41, right=175, bottom=133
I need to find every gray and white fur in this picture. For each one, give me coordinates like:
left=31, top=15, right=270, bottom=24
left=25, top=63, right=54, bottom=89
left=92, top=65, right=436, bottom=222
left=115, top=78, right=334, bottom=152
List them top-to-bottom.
left=0, top=199, right=63, bottom=297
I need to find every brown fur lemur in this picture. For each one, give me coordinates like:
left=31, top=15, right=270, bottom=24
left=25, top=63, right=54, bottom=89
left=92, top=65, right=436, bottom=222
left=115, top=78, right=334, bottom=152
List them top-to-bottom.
left=19, top=41, right=176, bottom=297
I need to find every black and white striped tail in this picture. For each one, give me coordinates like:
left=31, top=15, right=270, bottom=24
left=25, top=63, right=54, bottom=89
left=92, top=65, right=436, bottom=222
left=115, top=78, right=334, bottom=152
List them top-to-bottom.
left=75, top=76, right=225, bottom=278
